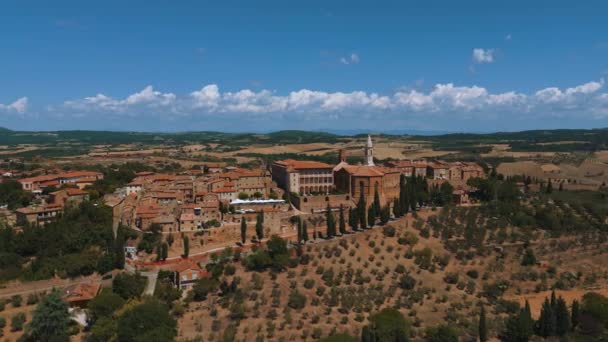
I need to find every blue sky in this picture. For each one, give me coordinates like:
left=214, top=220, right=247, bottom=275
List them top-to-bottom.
left=1, top=0, right=608, bottom=132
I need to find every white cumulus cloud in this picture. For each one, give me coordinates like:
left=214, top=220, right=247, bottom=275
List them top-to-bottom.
left=472, top=48, right=495, bottom=63
left=340, top=53, right=360, bottom=65
left=0, top=97, right=28, bottom=114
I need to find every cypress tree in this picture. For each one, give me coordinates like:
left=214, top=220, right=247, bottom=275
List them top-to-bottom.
left=399, top=174, right=407, bottom=214
left=547, top=179, right=553, bottom=193
left=358, top=185, right=367, bottom=229
left=373, top=187, right=381, bottom=217
left=393, top=198, right=400, bottom=217
left=326, top=203, right=336, bottom=238
left=338, top=205, right=346, bottom=234
left=380, top=205, right=390, bottom=225
left=367, top=206, right=375, bottom=227
left=349, top=207, right=358, bottom=230
left=255, top=212, right=264, bottom=240
left=240, top=217, right=247, bottom=244
left=297, top=217, right=303, bottom=244
left=302, top=221, right=309, bottom=242
left=182, top=235, right=189, bottom=258
left=161, top=242, right=168, bottom=261
left=155, top=244, right=162, bottom=262
left=555, top=296, right=570, bottom=336
left=538, top=298, right=556, bottom=337
left=571, top=299, right=580, bottom=330
left=523, top=300, right=534, bottom=336
left=504, top=301, right=534, bottom=342
left=479, top=305, right=487, bottom=342
left=361, top=325, right=372, bottom=342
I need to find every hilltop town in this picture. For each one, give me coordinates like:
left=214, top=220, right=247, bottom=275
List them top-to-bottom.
left=1, top=130, right=608, bottom=341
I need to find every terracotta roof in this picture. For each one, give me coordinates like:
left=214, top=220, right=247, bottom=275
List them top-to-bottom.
left=273, top=159, right=333, bottom=170
left=386, top=160, right=427, bottom=168
left=428, top=162, right=449, bottom=169
left=342, top=165, right=385, bottom=177
left=60, top=171, right=102, bottom=179
left=19, top=174, right=59, bottom=183
left=40, top=180, right=60, bottom=187
left=212, top=187, right=236, bottom=193
left=50, top=188, right=88, bottom=196
left=151, top=192, right=178, bottom=199
left=16, top=205, right=63, bottom=214
left=180, top=213, right=196, bottom=221
left=153, top=215, right=176, bottom=224
left=173, top=261, right=203, bottom=273
left=63, top=282, right=101, bottom=303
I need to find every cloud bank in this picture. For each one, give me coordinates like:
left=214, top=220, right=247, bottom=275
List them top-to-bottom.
left=57, top=79, right=607, bottom=120
left=3, top=80, right=608, bottom=131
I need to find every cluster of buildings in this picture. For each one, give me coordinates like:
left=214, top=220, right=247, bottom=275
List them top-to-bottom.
left=271, top=135, right=484, bottom=211
left=2, top=136, right=484, bottom=246
left=111, top=167, right=285, bottom=236
left=3, top=170, right=99, bottom=226
left=18, top=170, right=104, bottom=193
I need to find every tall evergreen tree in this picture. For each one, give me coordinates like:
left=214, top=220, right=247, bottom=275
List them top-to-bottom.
left=399, top=174, right=408, bottom=214
left=546, top=179, right=553, bottom=193
left=358, top=184, right=367, bottom=229
left=373, top=187, right=381, bottom=217
left=393, top=198, right=401, bottom=217
left=326, top=203, right=336, bottom=238
left=338, top=205, right=346, bottom=234
left=380, top=205, right=390, bottom=225
left=367, top=206, right=375, bottom=227
left=348, top=207, right=358, bottom=230
left=255, top=212, right=264, bottom=240
left=240, top=217, right=247, bottom=244
left=297, top=217, right=303, bottom=244
left=302, top=221, right=309, bottom=242
left=182, top=236, right=189, bottom=258
left=161, top=242, right=168, bottom=261
left=155, top=243, right=162, bottom=262
left=554, top=296, right=570, bottom=336
left=537, top=298, right=556, bottom=337
left=571, top=299, right=580, bottom=330
left=523, top=300, right=534, bottom=334
left=479, top=305, right=488, bottom=342
left=504, top=305, right=533, bottom=342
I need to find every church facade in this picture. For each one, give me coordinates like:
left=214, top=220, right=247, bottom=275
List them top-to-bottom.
left=334, top=135, right=400, bottom=207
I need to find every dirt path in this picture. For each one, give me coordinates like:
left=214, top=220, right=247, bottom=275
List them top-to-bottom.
left=0, top=275, right=101, bottom=298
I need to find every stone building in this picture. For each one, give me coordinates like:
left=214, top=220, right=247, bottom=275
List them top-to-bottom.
left=333, top=136, right=400, bottom=207
left=271, top=159, right=334, bottom=195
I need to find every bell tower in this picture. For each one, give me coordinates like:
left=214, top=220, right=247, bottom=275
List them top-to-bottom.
left=364, top=135, right=374, bottom=166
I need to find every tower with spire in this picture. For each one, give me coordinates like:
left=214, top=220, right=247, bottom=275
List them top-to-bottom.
left=364, top=135, right=374, bottom=166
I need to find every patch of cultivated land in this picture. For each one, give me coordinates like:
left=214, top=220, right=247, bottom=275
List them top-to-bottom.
left=173, top=203, right=608, bottom=341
